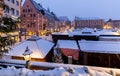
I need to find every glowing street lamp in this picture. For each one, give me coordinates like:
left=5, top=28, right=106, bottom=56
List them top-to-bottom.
left=23, top=46, right=33, bottom=69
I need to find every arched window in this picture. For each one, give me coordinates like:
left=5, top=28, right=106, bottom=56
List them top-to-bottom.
left=11, top=0, right=15, bottom=4
left=16, top=1, right=19, bottom=6
left=11, top=8, right=15, bottom=15
left=16, top=10, right=19, bottom=16
left=33, top=13, right=36, bottom=17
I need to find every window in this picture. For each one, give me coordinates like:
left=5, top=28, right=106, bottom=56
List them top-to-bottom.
left=11, top=0, right=15, bottom=4
left=16, top=1, right=19, bottom=6
left=4, top=8, right=9, bottom=13
left=11, top=8, right=15, bottom=15
left=23, top=9, right=25, bottom=12
left=28, top=9, right=30, bottom=12
left=16, top=10, right=19, bottom=16
left=33, top=13, right=36, bottom=17
left=23, top=14, right=25, bottom=17
left=28, top=14, right=30, bottom=17
left=30, top=14, right=32, bottom=17
left=34, top=20, right=36, bottom=22
left=31, top=23, right=35, bottom=28
left=27, top=24, right=30, bottom=28
left=43, top=24, right=46, bottom=30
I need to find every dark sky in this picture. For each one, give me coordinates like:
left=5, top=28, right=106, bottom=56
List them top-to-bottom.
left=23, top=0, right=120, bottom=21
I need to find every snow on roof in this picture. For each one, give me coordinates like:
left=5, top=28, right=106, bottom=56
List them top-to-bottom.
left=30, top=0, right=43, bottom=11
left=58, top=16, right=70, bottom=21
left=76, top=17, right=102, bottom=20
left=53, top=28, right=101, bottom=36
left=81, top=28, right=94, bottom=33
left=53, top=29, right=120, bottom=37
left=98, top=29, right=119, bottom=35
left=100, top=32, right=119, bottom=35
left=7, top=36, right=54, bottom=59
left=99, top=36, right=120, bottom=39
left=57, top=40, right=79, bottom=50
left=79, top=40, right=120, bottom=54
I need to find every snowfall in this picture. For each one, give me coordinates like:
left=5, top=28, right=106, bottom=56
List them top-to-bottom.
left=0, top=65, right=118, bottom=76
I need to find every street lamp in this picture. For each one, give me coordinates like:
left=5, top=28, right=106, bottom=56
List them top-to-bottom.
left=23, top=46, right=33, bottom=69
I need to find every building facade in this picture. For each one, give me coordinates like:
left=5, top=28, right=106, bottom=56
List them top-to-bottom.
left=0, top=0, right=22, bottom=42
left=0, top=0, right=3, bottom=16
left=3, top=0, right=21, bottom=18
left=21, top=0, right=59, bottom=36
left=58, top=16, right=71, bottom=32
left=74, top=17, right=104, bottom=29
left=103, top=19, right=113, bottom=29
left=106, top=19, right=120, bottom=29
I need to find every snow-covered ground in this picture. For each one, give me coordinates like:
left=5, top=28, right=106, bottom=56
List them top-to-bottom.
left=0, top=59, right=120, bottom=76
left=0, top=66, right=114, bottom=76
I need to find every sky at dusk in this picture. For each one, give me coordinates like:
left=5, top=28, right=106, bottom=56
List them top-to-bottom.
left=22, top=0, right=120, bottom=21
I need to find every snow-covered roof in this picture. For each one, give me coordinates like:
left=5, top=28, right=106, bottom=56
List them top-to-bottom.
left=29, top=0, right=58, bottom=21
left=30, top=0, right=43, bottom=12
left=58, top=16, right=70, bottom=22
left=76, top=17, right=103, bottom=20
left=81, top=28, right=94, bottom=32
left=53, top=29, right=120, bottom=37
left=100, top=32, right=119, bottom=35
left=7, top=36, right=54, bottom=59
left=99, top=36, right=120, bottom=39
left=57, top=40, right=79, bottom=50
left=79, top=40, right=120, bottom=54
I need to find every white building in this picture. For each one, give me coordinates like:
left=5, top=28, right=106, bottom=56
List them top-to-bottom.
left=3, top=0, right=22, bottom=18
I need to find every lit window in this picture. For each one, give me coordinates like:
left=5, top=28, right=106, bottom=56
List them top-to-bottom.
left=28, top=14, right=30, bottom=17
left=30, top=14, right=32, bottom=17
left=34, top=20, right=36, bottom=22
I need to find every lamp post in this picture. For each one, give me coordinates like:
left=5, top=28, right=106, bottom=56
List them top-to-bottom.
left=23, top=46, right=33, bottom=69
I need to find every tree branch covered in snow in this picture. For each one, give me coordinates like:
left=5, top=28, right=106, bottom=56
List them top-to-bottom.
left=52, top=44, right=64, bottom=63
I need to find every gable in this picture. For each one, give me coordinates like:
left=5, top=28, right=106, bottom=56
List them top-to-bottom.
left=22, top=0, right=38, bottom=13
